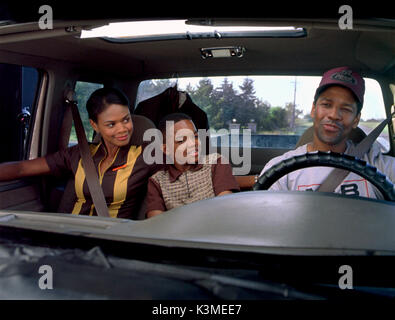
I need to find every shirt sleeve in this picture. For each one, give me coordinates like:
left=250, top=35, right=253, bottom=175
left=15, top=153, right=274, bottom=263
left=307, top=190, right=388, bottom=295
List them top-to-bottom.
left=364, top=142, right=395, bottom=183
left=44, top=145, right=79, bottom=177
left=374, top=154, right=395, bottom=183
left=211, top=156, right=240, bottom=195
left=146, top=177, right=167, bottom=214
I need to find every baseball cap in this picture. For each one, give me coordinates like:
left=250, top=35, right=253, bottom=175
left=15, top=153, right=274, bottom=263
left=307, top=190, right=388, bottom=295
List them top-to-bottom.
left=315, top=66, right=365, bottom=107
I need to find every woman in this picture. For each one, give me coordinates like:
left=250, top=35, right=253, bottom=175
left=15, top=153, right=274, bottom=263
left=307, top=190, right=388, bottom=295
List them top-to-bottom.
left=0, top=88, right=161, bottom=219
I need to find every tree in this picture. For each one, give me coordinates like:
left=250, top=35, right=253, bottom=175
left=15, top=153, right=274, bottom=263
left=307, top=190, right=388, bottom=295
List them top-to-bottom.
left=175, top=77, right=293, bottom=133
left=188, top=78, right=222, bottom=129
left=189, top=78, right=214, bottom=115
left=211, top=78, right=243, bottom=129
left=236, top=78, right=257, bottom=126
left=239, top=78, right=256, bottom=101
left=136, top=79, right=175, bottom=103
left=73, top=81, right=103, bottom=141
left=254, top=98, right=271, bottom=131
left=285, top=102, right=303, bottom=129
left=268, top=107, right=288, bottom=130
left=303, top=113, right=313, bottom=121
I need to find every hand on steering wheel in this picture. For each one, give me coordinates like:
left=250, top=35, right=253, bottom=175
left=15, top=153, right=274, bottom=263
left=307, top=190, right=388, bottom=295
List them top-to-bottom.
left=253, top=151, right=395, bottom=201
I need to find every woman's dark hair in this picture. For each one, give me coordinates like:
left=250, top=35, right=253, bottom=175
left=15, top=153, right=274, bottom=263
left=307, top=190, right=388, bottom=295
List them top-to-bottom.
left=86, top=87, right=130, bottom=122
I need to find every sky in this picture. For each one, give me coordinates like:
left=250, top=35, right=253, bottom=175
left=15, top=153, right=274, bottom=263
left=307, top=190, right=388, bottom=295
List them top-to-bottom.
left=177, top=76, right=386, bottom=121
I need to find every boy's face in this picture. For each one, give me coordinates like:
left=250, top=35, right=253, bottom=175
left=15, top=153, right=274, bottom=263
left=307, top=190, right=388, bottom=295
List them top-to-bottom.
left=163, top=119, right=201, bottom=166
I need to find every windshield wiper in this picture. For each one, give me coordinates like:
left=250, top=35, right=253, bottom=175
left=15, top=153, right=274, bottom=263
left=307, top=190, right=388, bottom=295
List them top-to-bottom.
left=108, top=253, right=324, bottom=300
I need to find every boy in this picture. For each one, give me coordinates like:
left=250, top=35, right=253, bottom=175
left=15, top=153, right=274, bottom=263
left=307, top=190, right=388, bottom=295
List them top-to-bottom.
left=146, top=113, right=239, bottom=218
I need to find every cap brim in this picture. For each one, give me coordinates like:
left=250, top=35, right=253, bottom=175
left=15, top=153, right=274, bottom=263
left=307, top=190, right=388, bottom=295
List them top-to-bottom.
left=315, top=83, right=362, bottom=105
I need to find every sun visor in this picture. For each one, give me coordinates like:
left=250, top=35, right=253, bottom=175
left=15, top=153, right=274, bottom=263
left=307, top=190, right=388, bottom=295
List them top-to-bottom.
left=355, top=32, right=395, bottom=72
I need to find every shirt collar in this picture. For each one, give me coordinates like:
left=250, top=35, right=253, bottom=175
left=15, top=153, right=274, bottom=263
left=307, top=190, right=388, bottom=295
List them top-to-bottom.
left=94, top=140, right=136, bottom=168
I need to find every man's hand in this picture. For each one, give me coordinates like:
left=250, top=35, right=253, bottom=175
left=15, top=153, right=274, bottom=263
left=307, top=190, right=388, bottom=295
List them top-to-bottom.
left=234, top=175, right=257, bottom=191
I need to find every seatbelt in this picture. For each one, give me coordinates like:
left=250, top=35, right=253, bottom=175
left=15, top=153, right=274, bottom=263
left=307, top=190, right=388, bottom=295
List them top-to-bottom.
left=58, top=88, right=74, bottom=150
left=65, top=91, right=110, bottom=217
left=317, top=110, right=395, bottom=193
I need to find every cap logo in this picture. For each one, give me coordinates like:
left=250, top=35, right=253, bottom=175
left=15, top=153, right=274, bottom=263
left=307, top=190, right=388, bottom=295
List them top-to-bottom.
left=330, top=69, right=357, bottom=85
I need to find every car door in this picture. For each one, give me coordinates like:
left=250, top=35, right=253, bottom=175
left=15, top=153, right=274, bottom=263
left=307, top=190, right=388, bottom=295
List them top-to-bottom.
left=0, top=63, right=44, bottom=211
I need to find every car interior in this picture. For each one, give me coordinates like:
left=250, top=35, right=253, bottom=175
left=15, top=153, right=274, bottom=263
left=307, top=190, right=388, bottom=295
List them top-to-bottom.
left=1, top=4, right=395, bottom=301
left=0, top=16, right=394, bottom=216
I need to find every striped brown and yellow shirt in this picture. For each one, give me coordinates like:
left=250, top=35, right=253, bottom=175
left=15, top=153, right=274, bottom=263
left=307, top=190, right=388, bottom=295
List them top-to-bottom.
left=45, top=142, right=162, bottom=219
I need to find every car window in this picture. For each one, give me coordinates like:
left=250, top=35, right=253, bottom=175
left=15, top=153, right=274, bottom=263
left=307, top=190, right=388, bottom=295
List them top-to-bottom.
left=0, top=63, right=39, bottom=162
left=136, top=76, right=388, bottom=151
left=359, top=79, right=389, bottom=152
left=68, top=81, right=104, bottom=146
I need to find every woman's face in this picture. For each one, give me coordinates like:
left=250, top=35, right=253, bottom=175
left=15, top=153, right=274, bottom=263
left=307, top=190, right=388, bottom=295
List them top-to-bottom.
left=90, top=104, right=133, bottom=150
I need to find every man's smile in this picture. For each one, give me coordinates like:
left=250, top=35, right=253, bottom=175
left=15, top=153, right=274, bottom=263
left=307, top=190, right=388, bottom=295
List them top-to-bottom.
left=322, top=123, right=341, bottom=133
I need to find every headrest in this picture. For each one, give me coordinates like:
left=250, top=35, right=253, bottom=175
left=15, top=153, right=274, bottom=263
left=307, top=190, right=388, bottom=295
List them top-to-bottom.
left=129, top=114, right=156, bottom=145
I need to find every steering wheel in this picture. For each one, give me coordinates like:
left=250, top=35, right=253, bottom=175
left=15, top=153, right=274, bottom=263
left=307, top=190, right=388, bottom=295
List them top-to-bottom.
left=253, top=151, right=395, bottom=201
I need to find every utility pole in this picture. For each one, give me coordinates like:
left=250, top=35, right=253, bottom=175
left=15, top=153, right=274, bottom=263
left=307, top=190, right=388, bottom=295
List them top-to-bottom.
left=290, top=76, right=297, bottom=130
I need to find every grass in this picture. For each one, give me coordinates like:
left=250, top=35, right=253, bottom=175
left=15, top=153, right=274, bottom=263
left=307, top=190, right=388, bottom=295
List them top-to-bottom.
left=257, top=119, right=312, bottom=136
left=359, top=121, right=389, bottom=135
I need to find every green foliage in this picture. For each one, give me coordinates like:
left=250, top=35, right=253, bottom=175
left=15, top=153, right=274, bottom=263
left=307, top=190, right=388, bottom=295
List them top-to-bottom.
left=71, top=77, right=309, bottom=144
left=138, top=77, right=305, bottom=133
left=186, top=77, right=301, bottom=132
left=136, top=79, right=175, bottom=105
left=70, top=81, right=103, bottom=143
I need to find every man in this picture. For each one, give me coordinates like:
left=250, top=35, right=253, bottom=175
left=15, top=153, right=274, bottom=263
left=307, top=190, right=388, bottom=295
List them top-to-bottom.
left=259, top=66, right=395, bottom=198
left=146, top=113, right=239, bottom=218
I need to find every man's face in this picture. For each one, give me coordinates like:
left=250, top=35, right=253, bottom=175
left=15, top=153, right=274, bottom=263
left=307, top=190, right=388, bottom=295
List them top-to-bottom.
left=311, top=85, right=361, bottom=148
left=163, top=119, right=200, bottom=166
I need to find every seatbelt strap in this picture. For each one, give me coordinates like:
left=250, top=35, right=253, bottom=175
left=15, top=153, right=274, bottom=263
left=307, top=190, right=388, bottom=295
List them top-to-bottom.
left=65, top=92, right=110, bottom=217
left=59, top=93, right=73, bottom=150
left=317, top=110, right=395, bottom=193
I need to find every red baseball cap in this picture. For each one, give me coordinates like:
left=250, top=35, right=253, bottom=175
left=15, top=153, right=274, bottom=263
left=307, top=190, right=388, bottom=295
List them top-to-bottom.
left=315, top=66, right=365, bottom=107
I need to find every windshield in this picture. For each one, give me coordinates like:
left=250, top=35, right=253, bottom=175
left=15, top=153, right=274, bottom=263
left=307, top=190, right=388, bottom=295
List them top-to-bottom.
left=137, top=75, right=389, bottom=151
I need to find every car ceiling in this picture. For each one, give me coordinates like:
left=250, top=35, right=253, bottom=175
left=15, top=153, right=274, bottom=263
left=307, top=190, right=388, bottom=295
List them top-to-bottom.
left=0, top=18, right=394, bottom=80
